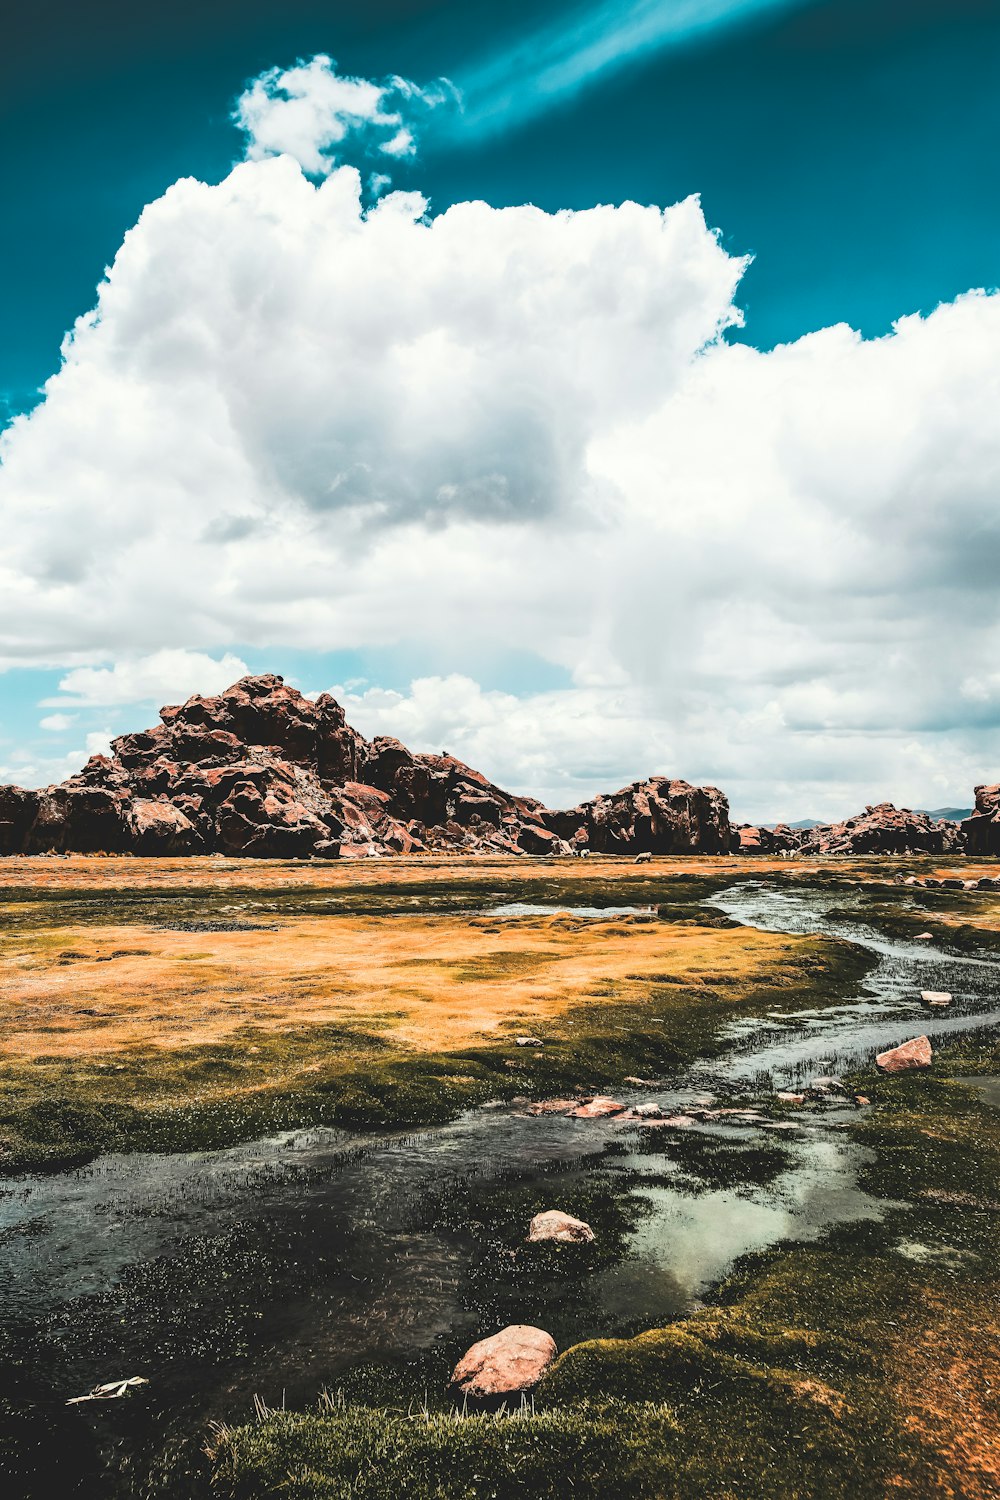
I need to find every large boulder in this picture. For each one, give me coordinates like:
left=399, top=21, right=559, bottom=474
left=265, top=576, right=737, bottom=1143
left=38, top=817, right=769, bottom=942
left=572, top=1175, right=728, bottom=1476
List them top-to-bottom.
left=546, top=777, right=733, bottom=855
left=962, top=784, right=1000, bottom=856
left=129, top=799, right=204, bottom=855
left=876, top=1035, right=932, bottom=1073
left=527, top=1210, right=595, bottom=1244
left=450, top=1326, right=557, bottom=1399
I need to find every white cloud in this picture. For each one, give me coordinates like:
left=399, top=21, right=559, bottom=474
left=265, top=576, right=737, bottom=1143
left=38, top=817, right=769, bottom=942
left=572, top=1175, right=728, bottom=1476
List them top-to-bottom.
left=234, top=55, right=455, bottom=176
left=0, top=145, right=999, bottom=820
left=42, top=650, right=251, bottom=708
left=39, top=712, right=76, bottom=732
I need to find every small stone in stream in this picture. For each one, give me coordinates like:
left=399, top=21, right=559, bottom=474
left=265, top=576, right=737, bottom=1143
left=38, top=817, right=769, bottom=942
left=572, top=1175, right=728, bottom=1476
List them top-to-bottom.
left=633, top=851, right=653, bottom=863
left=915, top=932, right=934, bottom=941
left=920, top=991, right=952, bottom=1007
left=515, top=1035, right=544, bottom=1047
left=876, top=1035, right=933, bottom=1073
left=624, top=1076, right=660, bottom=1087
left=811, top=1076, right=843, bottom=1092
left=776, top=1091, right=807, bottom=1104
left=691, top=1095, right=716, bottom=1108
left=854, top=1095, right=871, bottom=1107
left=570, top=1096, right=626, bottom=1118
left=527, top=1099, right=577, bottom=1116
left=479, top=1100, right=505, bottom=1110
left=633, top=1102, right=663, bottom=1118
left=655, top=1114, right=698, bottom=1128
left=760, top=1120, right=802, bottom=1132
left=527, top=1210, right=596, bottom=1244
left=450, top=1326, right=557, bottom=1399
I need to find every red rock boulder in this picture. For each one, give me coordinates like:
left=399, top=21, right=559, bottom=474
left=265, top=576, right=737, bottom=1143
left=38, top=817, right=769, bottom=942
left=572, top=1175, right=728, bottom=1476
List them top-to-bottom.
left=876, top=1035, right=932, bottom=1073
left=450, top=1326, right=557, bottom=1399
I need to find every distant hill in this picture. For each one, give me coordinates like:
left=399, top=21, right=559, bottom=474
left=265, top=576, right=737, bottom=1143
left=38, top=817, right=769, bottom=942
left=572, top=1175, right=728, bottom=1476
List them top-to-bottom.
left=917, top=807, right=973, bottom=822
left=761, top=818, right=820, bottom=831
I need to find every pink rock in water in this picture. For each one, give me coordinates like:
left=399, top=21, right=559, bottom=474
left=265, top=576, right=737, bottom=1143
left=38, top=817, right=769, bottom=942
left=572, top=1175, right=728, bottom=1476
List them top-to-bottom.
left=920, top=991, right=952, bottom=1008
left=876, top=1035, right=932, bottom=1073
left=570, top=1096, right=625, bottom=1118
left=526, top=1099, right=577, bottom=1116
left=527, top=1210, right=595, bottom=1244
left=450, top=1326, right=557, bottom=1398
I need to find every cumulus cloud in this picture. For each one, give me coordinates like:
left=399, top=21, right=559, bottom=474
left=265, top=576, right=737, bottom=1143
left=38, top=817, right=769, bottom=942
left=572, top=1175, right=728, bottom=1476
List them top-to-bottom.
left=234, top=55, right=456, bottom=176
left=0, top=145, right=999, bottom=819
left=42, top=650, right=251, bottom=708
left=39, top=712, right=76, bottom=732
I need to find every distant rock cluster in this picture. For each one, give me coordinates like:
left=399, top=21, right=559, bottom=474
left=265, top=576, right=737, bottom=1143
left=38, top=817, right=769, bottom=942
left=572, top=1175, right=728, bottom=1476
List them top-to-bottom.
left=0, top=674, right=734, bottom=859
left=1, top=674, right=996, bottom=861
left=738, top=795, right=1000, bottom=858
left=738, top=802, right=965, bottom=857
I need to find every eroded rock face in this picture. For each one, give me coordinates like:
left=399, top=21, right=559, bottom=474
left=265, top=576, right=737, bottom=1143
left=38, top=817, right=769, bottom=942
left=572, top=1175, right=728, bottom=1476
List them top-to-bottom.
left=0, top=674, right=735, bottom=859
left=545, top=778, right=734, bottom=855
left=962, top=785, right=1000, bottom=856
left=798, top=804, right=961, bottom=857
left=450, top=1325, right=557, bottom=1399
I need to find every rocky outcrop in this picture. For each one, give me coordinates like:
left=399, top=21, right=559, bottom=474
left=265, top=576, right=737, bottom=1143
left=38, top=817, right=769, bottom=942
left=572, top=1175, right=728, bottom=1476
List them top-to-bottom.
left=0, top=674, right=735, bottom=860
left=544, top=778, right=733, bottom=855
left=962, top=785, right=1000, bottom=856
left=797, top=804, right=962, bottom=856
left=736, top=823, right=805, bottom=854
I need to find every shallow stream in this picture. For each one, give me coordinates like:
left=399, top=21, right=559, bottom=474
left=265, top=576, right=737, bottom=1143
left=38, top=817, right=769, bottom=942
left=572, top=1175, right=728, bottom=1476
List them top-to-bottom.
left=2, top=880, right=999, bottom=1494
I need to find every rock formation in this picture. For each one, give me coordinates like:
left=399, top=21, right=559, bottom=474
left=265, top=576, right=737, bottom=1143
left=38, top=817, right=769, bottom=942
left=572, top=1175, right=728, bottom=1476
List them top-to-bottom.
left=0, top=674, right=735, bottom=859
left=962, top=784, right=1000, bottom=856
left=745, top=803, right=964, bottom=857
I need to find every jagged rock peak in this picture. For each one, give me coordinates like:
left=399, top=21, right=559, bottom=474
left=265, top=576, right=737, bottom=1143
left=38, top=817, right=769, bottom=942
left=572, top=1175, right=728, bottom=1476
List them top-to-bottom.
left=0, top=674, right=735, bottom=860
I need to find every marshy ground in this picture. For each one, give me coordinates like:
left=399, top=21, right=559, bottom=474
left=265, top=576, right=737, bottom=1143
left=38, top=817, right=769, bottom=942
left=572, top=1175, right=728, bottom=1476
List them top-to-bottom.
left=0, top=852, right=998, bottom=1498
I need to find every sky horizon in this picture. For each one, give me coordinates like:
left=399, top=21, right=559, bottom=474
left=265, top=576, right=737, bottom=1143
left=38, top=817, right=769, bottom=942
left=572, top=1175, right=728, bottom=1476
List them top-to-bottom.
left=1, top=0, right=998, bottom=825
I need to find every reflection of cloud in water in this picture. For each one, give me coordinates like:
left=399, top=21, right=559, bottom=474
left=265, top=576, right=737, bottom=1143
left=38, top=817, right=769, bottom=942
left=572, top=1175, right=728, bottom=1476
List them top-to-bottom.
left=623, top=1136, right=885, bottom=1297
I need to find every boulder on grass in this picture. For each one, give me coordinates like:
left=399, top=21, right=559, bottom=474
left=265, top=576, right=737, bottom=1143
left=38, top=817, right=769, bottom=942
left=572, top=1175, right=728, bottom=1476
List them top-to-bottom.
left=920, top=991, right=952, bottom=1008
left=876, top=1035, right=932, bottom=1073
left=527, top=1210, right=595, bottom=1245
left=450, top=1325, right=557, bottom=1399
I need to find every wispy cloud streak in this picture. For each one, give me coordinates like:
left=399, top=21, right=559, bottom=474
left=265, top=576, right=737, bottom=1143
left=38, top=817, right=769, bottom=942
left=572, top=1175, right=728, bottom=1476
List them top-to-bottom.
left=454, top=0, right=813, bottom=136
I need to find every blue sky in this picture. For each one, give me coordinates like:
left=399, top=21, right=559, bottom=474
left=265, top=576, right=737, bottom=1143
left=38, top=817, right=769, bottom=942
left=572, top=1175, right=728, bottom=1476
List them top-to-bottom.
left=1, top=0, right=999, bottom=820
left=3, top=0, right=998, bottom=422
